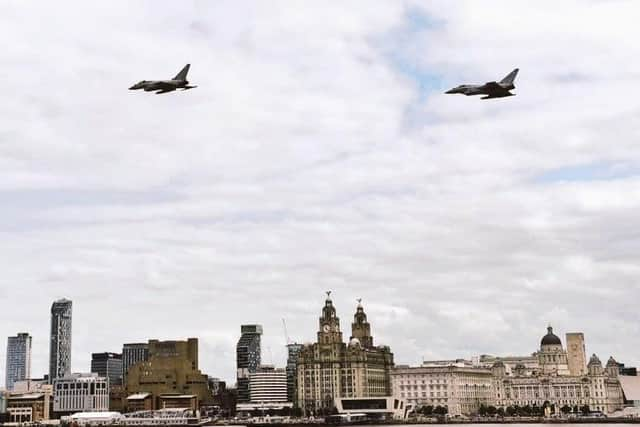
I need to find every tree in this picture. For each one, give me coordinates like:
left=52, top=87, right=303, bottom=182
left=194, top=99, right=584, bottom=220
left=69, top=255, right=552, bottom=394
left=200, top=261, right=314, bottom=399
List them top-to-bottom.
left=420, top=405, right=434, bottom=416
left=433, top=405, right=448, bottom=416
left=478, top=405, right=488, bottom=416
left=561, top=405, right=572, bottom=414
left=580, top=405, right=590, bottom=415
left=487, top=406, right=498, bottom=416
left=505, top=406, right=516, bottom=417
left=496, top=407, right=505, bottom=417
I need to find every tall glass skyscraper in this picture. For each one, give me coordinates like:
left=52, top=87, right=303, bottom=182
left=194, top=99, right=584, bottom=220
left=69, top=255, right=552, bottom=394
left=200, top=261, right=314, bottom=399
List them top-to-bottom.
left=49, top=298, right=72, bottom=383
left=236, top=325, right=262, bottom=403
left=5, top=333, right=32, bottom=390
left=286, top=343, right=303, bottom=405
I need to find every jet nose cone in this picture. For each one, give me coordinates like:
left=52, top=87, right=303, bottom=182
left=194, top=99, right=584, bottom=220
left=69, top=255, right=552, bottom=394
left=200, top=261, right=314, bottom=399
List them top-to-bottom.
left=445, top=88, right=457, bottom=94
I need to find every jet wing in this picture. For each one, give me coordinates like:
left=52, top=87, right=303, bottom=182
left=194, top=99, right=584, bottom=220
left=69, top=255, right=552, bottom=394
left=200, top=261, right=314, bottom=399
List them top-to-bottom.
left=483, top=81, right=512, bottom=97
left=155, top=88, right=176, bottom=94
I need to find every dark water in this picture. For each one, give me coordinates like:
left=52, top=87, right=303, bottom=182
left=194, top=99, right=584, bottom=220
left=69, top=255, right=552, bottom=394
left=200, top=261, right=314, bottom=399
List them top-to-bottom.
left=350, top=425, right=633, bottom=427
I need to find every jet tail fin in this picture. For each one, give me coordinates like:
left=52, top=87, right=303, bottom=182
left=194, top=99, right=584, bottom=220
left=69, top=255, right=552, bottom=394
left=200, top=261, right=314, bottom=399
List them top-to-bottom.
left=173, top=64, right=190, bottom=81
left=500, top=68, right=519, bottom=85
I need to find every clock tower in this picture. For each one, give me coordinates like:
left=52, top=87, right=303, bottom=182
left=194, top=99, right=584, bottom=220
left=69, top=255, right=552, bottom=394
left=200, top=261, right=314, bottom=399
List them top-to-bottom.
left=317, top=291, right=343, bottom=344
left=350, top=299, right=373, bottom=348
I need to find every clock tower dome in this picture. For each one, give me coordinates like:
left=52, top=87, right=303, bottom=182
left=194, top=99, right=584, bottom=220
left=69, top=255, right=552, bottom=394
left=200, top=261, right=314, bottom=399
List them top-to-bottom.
left=317, top=291, right=343, bottom=344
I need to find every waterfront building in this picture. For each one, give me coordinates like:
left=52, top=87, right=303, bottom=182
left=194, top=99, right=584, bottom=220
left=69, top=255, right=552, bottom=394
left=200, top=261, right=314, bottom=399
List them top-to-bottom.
left=297, top=294, right=394, bottom=415
left=49, top=299, right=73, bottom=383
left=236, top=325, right=263, bottom=403
left=403, top=326, right=626, bottom=416
left=491, top=327, right=624, bottom=415
left=5, top=333, right=32, bottom=391
left=125, top=338, right=212, bottom=409
left=122, top=343, right=149, bottom=385
left=286, top=343, right=303, bottom=405
left=91, top=352, right=123, bottom=386
left=249, top=365, right=288, bottom=403
left=392, top=365, right=493, bottom=416
left=53, top=373, right=109, bottom=414
left=109, top=384, right=125, bottom=412
left=6, top=387, right=52, bottom=423
left=126, top=392, right=153, bottom=412
left=158, top=394, right=198, bottom=411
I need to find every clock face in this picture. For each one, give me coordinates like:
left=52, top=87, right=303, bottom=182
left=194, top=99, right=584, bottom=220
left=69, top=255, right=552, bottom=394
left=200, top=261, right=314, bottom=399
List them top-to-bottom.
left=323, top=324, right=330, bottom=332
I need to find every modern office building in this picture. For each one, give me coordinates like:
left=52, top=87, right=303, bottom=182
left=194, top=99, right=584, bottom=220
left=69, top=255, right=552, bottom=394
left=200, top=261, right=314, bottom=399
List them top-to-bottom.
left=297, top=294, right=394, bottom=415
left=49, top=299, right=73, bottom=383
left=236, top=325, right=263, bottom=403
left=5, top=333, right=32, bottom=390
left=125, top=338, right=212, bottom=409
left=122, top=343, right=149, bottom=385
left=286, top=343, right=303, bottom=405
left=91, top=352, right=123, bottom=386
left=249, top=365, right=288, bottom=403
left=53, top=373, right=109, bottom=414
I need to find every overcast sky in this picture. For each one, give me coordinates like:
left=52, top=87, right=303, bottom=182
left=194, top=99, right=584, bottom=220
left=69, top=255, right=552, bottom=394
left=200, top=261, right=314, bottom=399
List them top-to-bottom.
left=1, top=1, right=639, bottom=386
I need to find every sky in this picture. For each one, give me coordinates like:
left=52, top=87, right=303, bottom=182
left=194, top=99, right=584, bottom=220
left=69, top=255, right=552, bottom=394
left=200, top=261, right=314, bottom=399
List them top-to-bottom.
left=1, top=1, right=639, bottom=386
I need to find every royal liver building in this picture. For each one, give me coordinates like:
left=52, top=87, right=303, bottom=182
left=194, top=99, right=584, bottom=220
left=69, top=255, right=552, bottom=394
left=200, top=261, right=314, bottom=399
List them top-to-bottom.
left=296, top=293, right=394, bottom=415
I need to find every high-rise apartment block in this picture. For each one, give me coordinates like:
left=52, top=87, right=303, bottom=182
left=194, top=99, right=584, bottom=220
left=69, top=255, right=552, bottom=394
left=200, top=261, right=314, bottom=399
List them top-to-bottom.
left=49, top=299, right=72, bottom=383
left=236, top=325, right=263, bottom=403
left=5, top=333, right=32, bottom=390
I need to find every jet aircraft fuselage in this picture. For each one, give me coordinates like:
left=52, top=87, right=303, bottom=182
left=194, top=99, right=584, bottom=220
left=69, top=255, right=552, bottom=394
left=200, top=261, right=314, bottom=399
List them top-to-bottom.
left=129, top=64, right=197, bottom=94
left=446, top=68, right=519, bottom=100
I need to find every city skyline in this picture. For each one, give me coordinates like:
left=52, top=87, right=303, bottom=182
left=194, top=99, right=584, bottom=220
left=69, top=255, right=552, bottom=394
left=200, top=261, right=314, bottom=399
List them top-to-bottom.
left=2, top=1, right=640, bottom=391
left=0, top=294, right=636, bottom=388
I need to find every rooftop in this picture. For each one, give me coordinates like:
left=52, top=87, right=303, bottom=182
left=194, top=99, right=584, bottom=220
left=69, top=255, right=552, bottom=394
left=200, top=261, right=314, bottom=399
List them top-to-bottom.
left=127, top=392, right=151, bottom=400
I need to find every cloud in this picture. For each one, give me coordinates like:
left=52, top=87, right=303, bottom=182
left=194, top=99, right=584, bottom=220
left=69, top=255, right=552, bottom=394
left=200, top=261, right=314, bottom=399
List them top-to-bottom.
left=1, top=1, right=639, bottom=386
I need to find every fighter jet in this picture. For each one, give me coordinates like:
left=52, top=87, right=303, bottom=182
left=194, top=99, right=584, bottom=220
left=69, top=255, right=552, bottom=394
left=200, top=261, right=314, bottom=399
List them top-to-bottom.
left=129, top=64, right=197, bottom=94
left=445, top=68, right=519, bottom=100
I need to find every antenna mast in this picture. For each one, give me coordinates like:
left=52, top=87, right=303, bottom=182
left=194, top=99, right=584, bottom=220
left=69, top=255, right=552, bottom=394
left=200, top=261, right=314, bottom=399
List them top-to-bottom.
left=282, top=318, right=291, bottom=345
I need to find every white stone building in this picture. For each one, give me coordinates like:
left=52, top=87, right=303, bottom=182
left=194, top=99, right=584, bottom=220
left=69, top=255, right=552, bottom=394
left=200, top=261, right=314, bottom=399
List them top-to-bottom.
left=395, top=326, right=625, bottom=416
left=391, top=365, right=493, bottom=416
left=53, top=373, right=109, bottom=414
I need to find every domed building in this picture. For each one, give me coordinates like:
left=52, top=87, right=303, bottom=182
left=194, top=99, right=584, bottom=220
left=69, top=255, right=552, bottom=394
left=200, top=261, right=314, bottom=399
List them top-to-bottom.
left=296, top=293, right=394, bottom=415
left=491, top=326, right=624, bottom=415
left=536, top=326, right=570, bottom=375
